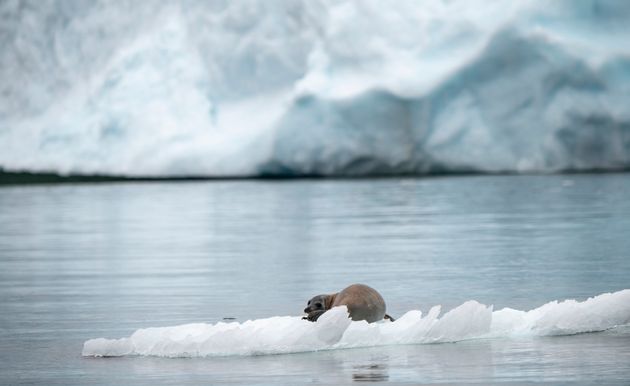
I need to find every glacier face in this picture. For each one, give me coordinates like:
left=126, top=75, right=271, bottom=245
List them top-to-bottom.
left=1, top=0, right=630, bottom=177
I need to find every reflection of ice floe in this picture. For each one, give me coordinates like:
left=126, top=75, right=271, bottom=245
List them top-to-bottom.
left=82, top=289, right=630, bottom=358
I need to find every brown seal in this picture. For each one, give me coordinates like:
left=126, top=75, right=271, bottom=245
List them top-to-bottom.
left=302, top=283, right=395, bottom=323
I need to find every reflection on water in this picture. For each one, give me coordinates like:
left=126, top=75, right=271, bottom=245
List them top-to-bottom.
left=1, top=173, right=630, bottom=384
left=352, top=364, right=389, bottom=382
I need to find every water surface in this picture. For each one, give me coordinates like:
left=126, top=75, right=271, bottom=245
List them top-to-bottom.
left=1, top=174, right=629, bottom=384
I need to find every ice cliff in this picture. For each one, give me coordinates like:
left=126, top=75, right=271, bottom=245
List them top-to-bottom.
left=1, top=0, right=629, bottom=177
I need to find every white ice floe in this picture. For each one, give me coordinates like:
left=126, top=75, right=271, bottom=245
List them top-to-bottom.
left=83, top=289, right=630, bottom=358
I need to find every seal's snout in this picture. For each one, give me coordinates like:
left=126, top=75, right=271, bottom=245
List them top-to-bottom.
left=303, top=306, right=311, bottom=313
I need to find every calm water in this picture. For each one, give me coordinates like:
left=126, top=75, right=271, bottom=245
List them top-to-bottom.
left=1, top=174, right=629, bottom=384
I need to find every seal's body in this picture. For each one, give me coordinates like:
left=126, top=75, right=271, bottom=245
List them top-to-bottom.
left=303, top=283, right=394, bottom=323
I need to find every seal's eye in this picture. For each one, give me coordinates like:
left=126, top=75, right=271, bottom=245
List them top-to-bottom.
left=307, top=300, right=311, bottom=305
left=315, top=302, right=322, bottom=309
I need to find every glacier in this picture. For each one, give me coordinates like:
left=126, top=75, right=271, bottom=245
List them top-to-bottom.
left=2, top=0, right=630, bottom=177
left=82, top=289, right=630, bottom=357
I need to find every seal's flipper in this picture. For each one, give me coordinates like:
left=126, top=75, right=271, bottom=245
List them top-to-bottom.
left=384, top=314, right=395, bottom=322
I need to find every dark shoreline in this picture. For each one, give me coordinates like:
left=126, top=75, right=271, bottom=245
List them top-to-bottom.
left=1, top=168, right=628, bottom=186
left=0, top=170, right=241, bottom=185
left=0, top=170, right=471, bottom=185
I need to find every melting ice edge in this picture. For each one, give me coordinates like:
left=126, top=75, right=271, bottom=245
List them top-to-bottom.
left=83, top=289, right=630, bottom=358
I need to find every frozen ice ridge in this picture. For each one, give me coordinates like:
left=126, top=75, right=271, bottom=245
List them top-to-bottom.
left=2, top=1, right=630, bottom=177
left=82, top=289, right=630, bottom=357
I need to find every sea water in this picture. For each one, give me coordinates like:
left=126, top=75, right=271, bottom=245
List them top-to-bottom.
left=1, top=174, right=630, bottom=384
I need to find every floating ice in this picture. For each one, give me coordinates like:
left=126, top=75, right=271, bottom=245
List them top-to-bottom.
left=83, top=289, right=630, bottom=358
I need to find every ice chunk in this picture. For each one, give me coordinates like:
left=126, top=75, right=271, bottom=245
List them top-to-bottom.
left=83, top=289, right=630, bottom=358
left=491, top=289, right=630, bottom=337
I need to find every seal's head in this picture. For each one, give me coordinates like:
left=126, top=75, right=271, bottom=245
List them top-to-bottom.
left=303, top=294, right=330, bottom=314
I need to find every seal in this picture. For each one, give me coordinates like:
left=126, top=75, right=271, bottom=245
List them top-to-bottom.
left=302, top=283, right=395, bottom=323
